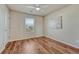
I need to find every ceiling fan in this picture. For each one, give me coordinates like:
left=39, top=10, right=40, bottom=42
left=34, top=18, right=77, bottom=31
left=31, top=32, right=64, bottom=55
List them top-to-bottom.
left=23, top=4, right=48, bottom=11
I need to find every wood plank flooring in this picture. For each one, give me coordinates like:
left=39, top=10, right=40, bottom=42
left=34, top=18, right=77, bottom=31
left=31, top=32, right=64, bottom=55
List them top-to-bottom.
left=2, top=37, right=79, bottom=54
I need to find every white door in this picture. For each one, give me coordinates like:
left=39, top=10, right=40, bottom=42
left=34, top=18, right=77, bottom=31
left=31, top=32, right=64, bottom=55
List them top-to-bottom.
left=0, top=5, right=9, bottom=52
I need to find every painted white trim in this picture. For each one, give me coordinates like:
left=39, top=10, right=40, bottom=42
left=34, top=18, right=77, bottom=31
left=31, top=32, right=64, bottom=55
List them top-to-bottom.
left=44, top=34, right=79, bottom=48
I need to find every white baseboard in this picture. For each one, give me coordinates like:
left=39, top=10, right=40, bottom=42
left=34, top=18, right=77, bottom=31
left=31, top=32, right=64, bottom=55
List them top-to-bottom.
left=44, top=34, right=79, bottom=48
left=9, top=35, right=44, bottom=42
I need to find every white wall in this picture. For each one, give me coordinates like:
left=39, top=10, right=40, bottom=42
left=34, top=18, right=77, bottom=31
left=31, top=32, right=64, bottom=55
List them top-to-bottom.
left=0, top=5, right=9, bottom=52
left=44, top=5, right=79, bottom=48
left=10, top=11, right=44, bottom=41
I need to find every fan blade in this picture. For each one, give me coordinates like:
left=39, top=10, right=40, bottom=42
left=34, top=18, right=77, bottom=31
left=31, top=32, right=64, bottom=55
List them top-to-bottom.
left=24, top=5, right=35, bottom=9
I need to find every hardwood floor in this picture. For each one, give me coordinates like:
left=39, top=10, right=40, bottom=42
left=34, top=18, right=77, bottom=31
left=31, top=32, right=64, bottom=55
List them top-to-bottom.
left=2, top=37, right=79, bottom=54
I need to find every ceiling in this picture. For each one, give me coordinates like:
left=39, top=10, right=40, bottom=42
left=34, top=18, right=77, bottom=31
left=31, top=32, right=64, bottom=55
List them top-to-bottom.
left=7, top=4, right=70, bottom=16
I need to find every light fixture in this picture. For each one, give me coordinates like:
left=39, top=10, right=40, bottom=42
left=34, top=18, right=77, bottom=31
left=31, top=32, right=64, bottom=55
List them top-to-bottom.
left=35, top=7, right=40, bottom=11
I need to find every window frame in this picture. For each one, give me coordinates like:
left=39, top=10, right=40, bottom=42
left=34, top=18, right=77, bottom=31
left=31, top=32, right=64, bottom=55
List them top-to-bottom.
left=25, top=16, right=35, bottom=33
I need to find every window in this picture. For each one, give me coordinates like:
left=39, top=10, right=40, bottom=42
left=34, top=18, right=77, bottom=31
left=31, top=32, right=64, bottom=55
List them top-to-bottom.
left=25, top=17, right=35, bottom=33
